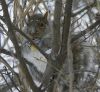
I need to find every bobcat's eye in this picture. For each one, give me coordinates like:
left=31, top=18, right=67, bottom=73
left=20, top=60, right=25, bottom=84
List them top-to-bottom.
left=38, top=22, right=45, bottom=28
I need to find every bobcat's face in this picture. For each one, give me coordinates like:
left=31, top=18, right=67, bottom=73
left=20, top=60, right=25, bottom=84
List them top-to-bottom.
left=27, top=12, right=48, bottom=39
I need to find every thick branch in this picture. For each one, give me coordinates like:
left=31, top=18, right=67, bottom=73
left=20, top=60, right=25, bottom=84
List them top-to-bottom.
left=0, top=0, right=42, bottom=92
left=41, top=0, right=62, bottom=90
left=41, top=0, right=73, bottom=91
left=52, top=0, right=62, bottom=55
left=59, top=0, right=73, bottom=61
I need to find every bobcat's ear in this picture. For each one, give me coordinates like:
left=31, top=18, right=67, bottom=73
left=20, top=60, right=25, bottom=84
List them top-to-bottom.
left=27, top=10, right=34, bottom=24
left=27, top=10, right=34, bottom=20
left=44, top=12, right=48, bottom=20
left=26, top=13, right=31, bottom=25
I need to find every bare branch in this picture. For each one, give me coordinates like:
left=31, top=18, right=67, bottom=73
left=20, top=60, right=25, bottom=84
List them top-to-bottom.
left=0, top=0, right=42, bottom=92
left=72, top=1, right=96, bottom=17
left=71, top=20, right=100, bottom=43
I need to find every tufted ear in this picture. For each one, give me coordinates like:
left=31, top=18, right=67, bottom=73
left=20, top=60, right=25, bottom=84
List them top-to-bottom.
left=26, top=10, right=34, bottom=25
left=27, top=10, right=34, bottom=20
left=43, top=12, right=48, bottom=20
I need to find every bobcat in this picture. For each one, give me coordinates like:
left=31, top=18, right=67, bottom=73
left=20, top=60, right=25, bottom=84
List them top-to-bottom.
left=25, top=11, right=52, bottom=51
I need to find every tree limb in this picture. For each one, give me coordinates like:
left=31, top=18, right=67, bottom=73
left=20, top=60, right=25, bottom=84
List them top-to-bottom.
left=0, top=0, right=42, bottom=92
left=72, top=1, right=96, bottom=17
